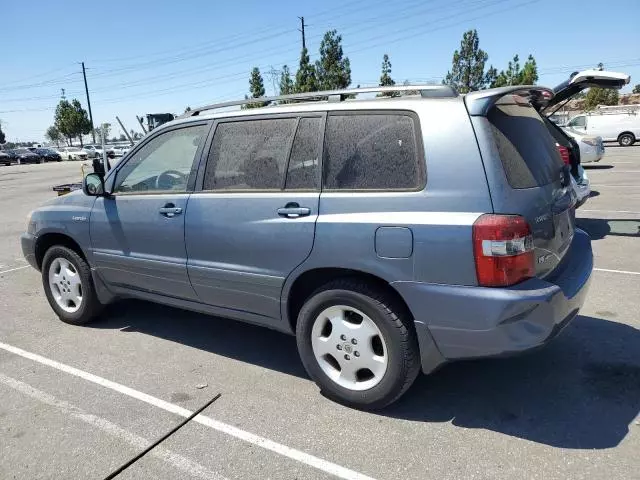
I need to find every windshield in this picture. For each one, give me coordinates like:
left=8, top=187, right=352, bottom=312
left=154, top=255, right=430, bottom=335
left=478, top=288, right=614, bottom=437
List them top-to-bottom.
left=68, top=147, right=81, bottom=152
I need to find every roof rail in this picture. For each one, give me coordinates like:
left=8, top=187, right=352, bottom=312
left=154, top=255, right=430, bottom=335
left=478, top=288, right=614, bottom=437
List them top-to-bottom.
left=182, top=84, right=457, bottom=117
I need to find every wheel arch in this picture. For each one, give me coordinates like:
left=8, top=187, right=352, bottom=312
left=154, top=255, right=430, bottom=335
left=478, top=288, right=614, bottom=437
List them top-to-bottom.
left=618, top=131, right=636, bottom=141
left=35, top=232, right=88, bottom=270
left=283, top=267, right=414, bottom=334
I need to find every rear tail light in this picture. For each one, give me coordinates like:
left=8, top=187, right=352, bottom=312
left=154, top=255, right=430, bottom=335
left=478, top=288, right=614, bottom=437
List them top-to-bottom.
left=556, top=144, right=570, bottom=165
left=473, top=214, right=535, bottom=287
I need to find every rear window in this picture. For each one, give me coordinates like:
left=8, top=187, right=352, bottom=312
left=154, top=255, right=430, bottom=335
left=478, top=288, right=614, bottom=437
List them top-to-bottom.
left=488, top=98, right=563, bottom=189
left=323, top=113, right=423, bottom=190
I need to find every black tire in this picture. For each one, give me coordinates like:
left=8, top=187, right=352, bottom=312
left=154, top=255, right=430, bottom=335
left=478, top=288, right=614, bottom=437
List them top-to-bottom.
left=618, top=133, right=635, bottom=147
left=42, top=246, right=102, bottom=325
left=296, top=278, right=420, bottom=410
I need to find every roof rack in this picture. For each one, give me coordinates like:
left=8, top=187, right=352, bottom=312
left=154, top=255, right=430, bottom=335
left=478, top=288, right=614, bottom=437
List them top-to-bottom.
left=183, top=84, right=457, bottom=118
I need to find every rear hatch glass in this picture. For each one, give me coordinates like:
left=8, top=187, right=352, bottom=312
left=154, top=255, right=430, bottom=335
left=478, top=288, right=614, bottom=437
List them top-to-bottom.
left=486, top=96, right=575, bottom=278
left=488, top=97, right=564, bottom=188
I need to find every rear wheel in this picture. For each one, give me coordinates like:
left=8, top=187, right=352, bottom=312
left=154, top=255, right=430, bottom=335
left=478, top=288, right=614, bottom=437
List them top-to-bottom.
left=618, top=133, right=635, bottom=147
left=42, top=246, right=102, bottom=325
left=296, top=279, right=420, bottom=410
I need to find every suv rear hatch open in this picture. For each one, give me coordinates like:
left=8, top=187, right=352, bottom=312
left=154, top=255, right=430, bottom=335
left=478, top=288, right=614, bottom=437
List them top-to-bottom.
left=465, top=70, right=629, bottom=282
left=466, top=87, right=576, bottom=280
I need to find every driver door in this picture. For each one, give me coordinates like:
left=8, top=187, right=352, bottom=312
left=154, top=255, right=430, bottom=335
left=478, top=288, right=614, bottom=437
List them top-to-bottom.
left=90, top=122, right=209, bottom=300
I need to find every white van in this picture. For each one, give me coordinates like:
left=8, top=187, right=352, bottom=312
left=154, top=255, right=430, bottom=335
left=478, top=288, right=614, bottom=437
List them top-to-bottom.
left=565, top=111, right=640, bottom=146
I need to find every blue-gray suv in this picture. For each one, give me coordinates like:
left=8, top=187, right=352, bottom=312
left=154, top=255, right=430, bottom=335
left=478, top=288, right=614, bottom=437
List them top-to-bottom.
left=23, top=79, right=617, bottom=409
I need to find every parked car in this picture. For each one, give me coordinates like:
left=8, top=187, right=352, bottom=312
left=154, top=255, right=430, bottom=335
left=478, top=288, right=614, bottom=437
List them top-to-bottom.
left=534, top=69, right=629, bottom=207
left=23, top=80, right=608, bottom=409
left=564, top=108, right=640, bottom=146
left=562, top=129, right=605, bottom=164
left=82, top=145, right=103, bottom=159
left=58, top=147, right=89, bottom=161
left=10, top=148, right=43, bottom=164
left=34, top=148, right=62, bottom=162
left=0, top=151, right=12, bottom=166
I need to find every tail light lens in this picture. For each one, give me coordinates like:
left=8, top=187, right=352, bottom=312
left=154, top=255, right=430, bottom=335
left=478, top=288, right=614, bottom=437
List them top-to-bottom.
left=556, top=144, right=570, bottom=165
left=473, top=214, right=535, bottom=287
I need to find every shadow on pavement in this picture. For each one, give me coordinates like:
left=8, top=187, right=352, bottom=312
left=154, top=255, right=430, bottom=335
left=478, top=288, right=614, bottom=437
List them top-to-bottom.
left=583, top=164, right=614, bottom=170
left=588, top=189, right=600, bottom=198
left=576, top=217, right=640, bottom=239
left=95, top=300, right=307, bottom=378
left=93, top=303, right=639, bottom=449
left=384, top=315, right=640, bottom=449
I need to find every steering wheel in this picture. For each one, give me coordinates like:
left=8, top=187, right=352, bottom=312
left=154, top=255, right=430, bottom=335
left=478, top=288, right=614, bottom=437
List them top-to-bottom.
left=155, top=170, right=187, bottom=190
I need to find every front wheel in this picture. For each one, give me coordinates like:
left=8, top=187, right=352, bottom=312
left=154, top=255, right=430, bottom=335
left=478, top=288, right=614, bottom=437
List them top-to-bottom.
left=618, top=133, right=635, bottom=147
left=42, top=246, right=102, bottom=325
left=296, top=279, right=420, bottom=410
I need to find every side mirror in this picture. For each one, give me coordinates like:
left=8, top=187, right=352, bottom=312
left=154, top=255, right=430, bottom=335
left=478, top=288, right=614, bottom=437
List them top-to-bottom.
left=83, top=173, right=105, bottom=196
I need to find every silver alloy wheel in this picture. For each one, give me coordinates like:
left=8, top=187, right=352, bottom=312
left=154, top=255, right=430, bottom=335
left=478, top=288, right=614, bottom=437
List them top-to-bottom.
left=621, top=135, right=632, bottom=146
left=48, top=257, right=83, bottom=313
left=311, top=305, right=388, bottom=391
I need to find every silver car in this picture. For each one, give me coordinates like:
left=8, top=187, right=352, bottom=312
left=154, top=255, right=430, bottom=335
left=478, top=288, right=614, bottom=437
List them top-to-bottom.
left=21, top=74, right=628, bottom=409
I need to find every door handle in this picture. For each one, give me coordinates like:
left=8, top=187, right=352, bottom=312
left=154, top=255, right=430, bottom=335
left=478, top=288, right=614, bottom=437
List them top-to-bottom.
left=277, top=202, right=311, bottom=218
left=159, top=204, right=183, bottom=217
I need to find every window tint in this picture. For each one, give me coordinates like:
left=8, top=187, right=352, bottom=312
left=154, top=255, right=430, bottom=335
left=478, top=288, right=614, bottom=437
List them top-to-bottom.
left=324, top=113, right=422, bottom=190
left=286, top=117, right=322, bottom=190
left=204, top=118, right=297, bottom=190
left=114, top=125, right=205, bottom=193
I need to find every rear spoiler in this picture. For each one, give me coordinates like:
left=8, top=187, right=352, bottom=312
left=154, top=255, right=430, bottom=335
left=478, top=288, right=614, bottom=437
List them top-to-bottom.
left=465, top=86, right=554, bottom=116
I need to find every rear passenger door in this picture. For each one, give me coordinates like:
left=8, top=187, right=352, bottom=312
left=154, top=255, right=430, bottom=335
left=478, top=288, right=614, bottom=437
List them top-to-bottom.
left=185, top=113, right=324, bottom=321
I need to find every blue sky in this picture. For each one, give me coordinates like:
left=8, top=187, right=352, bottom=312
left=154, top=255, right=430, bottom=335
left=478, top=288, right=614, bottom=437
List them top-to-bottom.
left=1, top=0, right=639, bottom=141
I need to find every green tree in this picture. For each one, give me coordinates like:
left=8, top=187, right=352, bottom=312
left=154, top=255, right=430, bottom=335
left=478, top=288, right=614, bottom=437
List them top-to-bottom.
left=444, top=29, right=491, bottom=93
left=315, top=30, right=351, bottom=91
left=294, top=47, right=317, bottom=93
left=378, top=54, right=396, bottom=97
left=490, top=54, right=538, bottom=87
left=519, top=55, right=538, bottom=85
left=279, top=65, right=294, bottom=96
left=244, top=67, right=267, bottom=109
left=633, top=84, right=640, bottom=94
left=583, top=88, right=619, bottom=110
left=54, top=99, right=91, bottom=146
left=54, top=99, right=76, bottom=145
left=70, top=99, right=92, bottom=146
left=184, top=106, right=192, bottom=113
left=0, top=120, right=6, bottom=144
left=45, top=126, right=62, bottom=146
left=118, top=134, right=127, bottom=141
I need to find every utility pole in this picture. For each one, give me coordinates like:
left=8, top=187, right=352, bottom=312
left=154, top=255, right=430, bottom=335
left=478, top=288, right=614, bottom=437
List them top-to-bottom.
left=298, top=16, right=307, bottom=51
left=81, top=62, right=96, bottom=143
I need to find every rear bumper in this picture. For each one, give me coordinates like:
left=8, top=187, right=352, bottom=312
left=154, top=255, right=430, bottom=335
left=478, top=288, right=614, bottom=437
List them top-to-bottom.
left=393, top=229, right=593, bottom=372
left=21, top=233, right=38, bottom=270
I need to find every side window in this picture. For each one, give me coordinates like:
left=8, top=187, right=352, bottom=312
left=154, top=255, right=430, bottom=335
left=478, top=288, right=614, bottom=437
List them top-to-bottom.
left=324, top=113, right=423, bottom=190
left=569, top=116, right=586, bottom=127
left=285, top=117, right=322, bottom=190
left=204, top=118, right=297, bottom=191
left=114, top=125, right=206, bottom=193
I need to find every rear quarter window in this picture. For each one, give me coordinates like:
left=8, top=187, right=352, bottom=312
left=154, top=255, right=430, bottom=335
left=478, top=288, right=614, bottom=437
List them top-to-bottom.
left=488, top=98, right=563, bottom=189
left=323, top=112, right=424, bottom=190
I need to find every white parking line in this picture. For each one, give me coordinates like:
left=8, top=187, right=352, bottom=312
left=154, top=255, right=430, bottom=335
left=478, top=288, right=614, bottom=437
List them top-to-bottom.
left=591, top=185, right=639, bottom=187
left=580, top=209, right=640, bottom=214
left=0, top=265, right=30, bottom=275
left=594, top=268, right=640, bottom=276
left=0, top=341, right=376, bottom=480
left=0, top=373, right=228, bottom=480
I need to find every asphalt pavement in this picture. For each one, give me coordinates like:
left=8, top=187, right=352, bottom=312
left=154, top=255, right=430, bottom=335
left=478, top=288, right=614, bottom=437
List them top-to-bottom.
left=0, top=151, right=638, bottom=480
